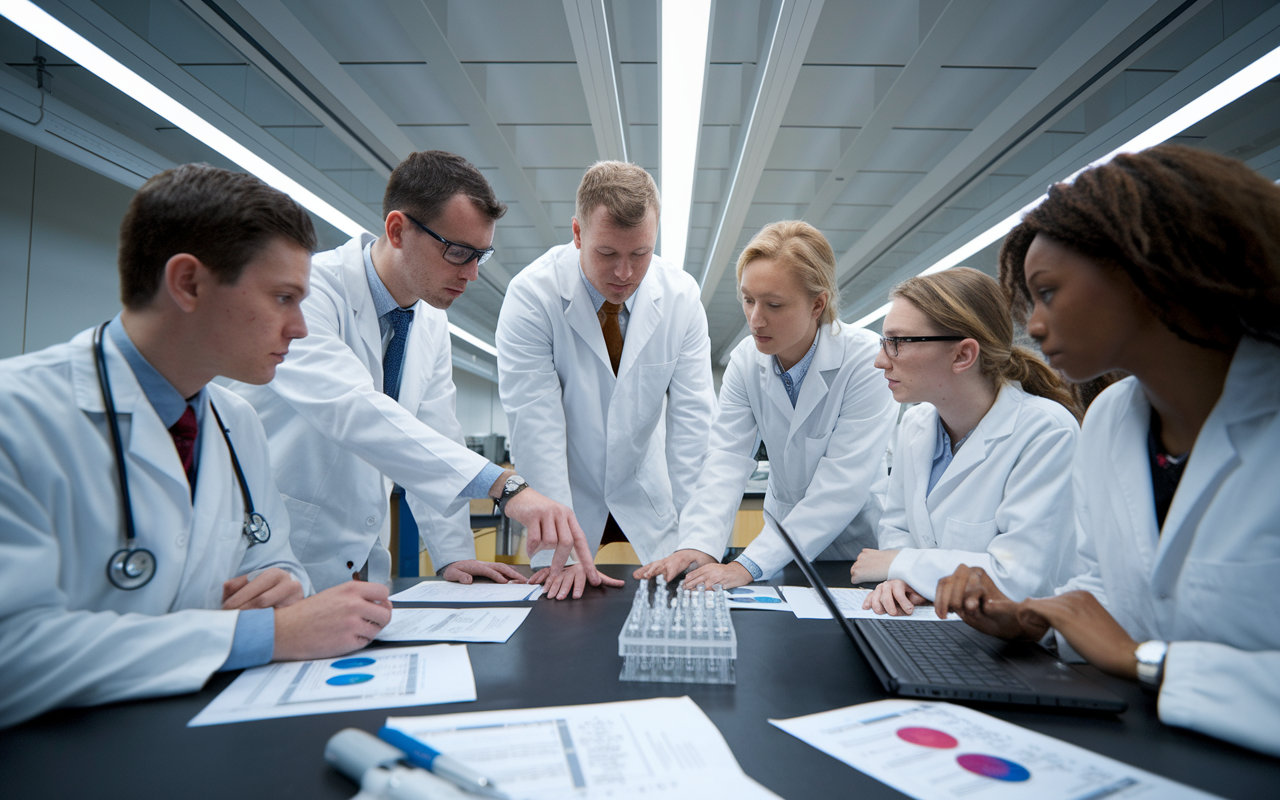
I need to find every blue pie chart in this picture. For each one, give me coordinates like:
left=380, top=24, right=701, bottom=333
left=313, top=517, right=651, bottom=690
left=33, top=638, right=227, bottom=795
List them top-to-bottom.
left=331, top=657, right=376, bottom=670
left=327, top=673, right=375, bottom=686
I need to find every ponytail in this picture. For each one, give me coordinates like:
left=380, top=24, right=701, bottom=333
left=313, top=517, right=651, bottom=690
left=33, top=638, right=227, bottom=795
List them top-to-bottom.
left=1001, top=347, right=1081, bottom=421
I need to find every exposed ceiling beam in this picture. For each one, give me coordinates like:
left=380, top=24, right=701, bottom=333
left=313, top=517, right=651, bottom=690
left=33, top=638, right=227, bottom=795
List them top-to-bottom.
left=183, top=0, right=414, bottom=174
left=386, top=0, right=562, bottom=251
left=563, top=0, right=628, bottom=161
left=697, top=0, right=825, bottom=305
left=717, top=0, right=991, bottom=360
left=801, top=0, right=992, bottom=227
left=831, top=0, right=1206, bottom=291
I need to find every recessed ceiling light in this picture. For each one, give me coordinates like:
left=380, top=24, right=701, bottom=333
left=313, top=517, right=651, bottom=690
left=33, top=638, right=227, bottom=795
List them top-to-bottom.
left=659, top=0, right=713, bottom=270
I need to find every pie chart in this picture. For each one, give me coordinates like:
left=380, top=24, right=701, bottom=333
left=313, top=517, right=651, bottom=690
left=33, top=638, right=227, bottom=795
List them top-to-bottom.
left=896, top=727, right=959, bottom=749
left=956, top=753, right=1031, bottom=782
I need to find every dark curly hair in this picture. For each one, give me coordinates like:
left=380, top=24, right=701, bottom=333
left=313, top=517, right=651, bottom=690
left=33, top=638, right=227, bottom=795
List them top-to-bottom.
left=999, top=144, right=1280, bottom=350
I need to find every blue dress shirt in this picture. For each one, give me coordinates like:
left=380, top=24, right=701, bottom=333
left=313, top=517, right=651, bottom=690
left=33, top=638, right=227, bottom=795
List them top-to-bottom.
left=579, top=264, right=635, bottom=337
left=105, top=315, right=273, bottom=672
left=928, top=414, right=973, bottom=496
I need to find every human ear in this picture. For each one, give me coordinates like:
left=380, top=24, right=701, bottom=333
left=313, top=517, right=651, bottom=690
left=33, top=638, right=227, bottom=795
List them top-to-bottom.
left=385, top=211, right=407, bottom=248
left=572, top=217, right=583, bottom=249
left=163, top=253, right=203, bottom=313
left=812, top=291, right=827, bottom=321
left=952, top=339, right=980, bottom=374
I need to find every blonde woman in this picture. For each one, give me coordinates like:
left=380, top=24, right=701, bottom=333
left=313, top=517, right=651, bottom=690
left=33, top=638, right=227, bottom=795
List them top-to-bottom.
left=636, top=221, right=896, bottom=588
left=852, top=267, right=1080, bottom=615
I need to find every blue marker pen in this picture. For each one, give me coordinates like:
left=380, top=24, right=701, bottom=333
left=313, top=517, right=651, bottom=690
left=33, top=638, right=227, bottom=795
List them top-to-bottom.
left=377, top=726, right=510, bottom=799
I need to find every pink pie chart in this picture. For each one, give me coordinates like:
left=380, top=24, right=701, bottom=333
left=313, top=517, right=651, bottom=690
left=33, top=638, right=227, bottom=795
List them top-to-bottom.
left=896, top=726, right=959, bottom=749
left=956, top=753, right=1032, bottom=782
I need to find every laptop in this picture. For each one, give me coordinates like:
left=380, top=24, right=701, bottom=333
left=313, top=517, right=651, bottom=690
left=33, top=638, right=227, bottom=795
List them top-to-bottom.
left=770, top=519, right=1127, bottom=712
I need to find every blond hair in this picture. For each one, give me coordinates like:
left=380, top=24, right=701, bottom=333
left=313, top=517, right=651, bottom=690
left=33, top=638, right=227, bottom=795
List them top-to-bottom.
left=575, top=161, right=660, bottom=227
left=735, top=221, right=841, bottom=328
left=891, top=268, right=1080, bottom=419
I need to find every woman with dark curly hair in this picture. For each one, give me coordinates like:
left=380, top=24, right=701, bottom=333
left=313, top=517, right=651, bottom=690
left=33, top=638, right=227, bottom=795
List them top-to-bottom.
left=932, top=144, right=1280, bottom=757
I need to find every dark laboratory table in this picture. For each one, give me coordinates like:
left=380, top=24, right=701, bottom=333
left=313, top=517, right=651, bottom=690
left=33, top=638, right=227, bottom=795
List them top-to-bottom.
left=2, top=563, right=1276, bottom=799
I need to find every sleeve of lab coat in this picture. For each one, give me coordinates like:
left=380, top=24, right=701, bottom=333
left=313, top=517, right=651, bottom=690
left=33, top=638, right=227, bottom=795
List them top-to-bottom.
left=495, top=277, right=574, bottom=509
left=269, top=284, right=489, bottom=514
left=663, top=295, right=716, bottom=515
left=403, top=312, right=477, bottom=571
left=673, top=352, right=760, bottom=559
left=742, top=357, right=898, bottom=578
left=875, top=421, right=913, bottom=550
left=889, top=422, right=1077, bottom=601
left=0, top=448, right=238, bottom=728
left=1159, top=642, right=1280, bottom=757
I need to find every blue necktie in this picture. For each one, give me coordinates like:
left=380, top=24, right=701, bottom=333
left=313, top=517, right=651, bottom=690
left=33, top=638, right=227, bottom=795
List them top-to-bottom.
left=382, top=308, right=414, bottom=401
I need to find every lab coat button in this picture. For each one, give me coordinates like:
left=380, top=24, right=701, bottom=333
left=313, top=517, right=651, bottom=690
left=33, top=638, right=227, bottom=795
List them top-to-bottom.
left=365, top=515, right=378, bottom=527
left=176, top=535, right=187, bottom=548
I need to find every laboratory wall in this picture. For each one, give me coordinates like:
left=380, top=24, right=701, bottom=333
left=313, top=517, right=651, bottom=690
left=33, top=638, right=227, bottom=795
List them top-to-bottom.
left=0, top=127, right=132, bottom=358
left=453, top=368, right=509, bottom=440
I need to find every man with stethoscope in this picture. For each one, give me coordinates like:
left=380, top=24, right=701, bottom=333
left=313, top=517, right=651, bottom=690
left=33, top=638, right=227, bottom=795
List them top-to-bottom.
left=0, top=164, right=393, bottom=729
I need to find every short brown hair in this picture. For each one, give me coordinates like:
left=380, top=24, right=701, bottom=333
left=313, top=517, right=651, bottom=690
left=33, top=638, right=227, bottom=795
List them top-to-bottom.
left=999, top=144, right=1280, bottom=349
left=383, top=150, right=506, bottom=225
left=575, top=161, right=660, bottom=227
left=118, top=163, right=317, bottom=309
left=735, top=220, right=841, bottom=328
left=892, top=268, right=1079, bottom=419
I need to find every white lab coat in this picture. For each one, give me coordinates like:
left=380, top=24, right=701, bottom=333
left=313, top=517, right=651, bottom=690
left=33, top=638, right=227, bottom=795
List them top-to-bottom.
left=230, top=235, right=489, bottom=591
left=495, top=243, right=716, bottom=565
left=677, top=324, right=897, bottom=578
left=0, top=329, right=309, bottom=727
left=1059, top=337, right=1280, bottom=757
left=879, top=382, right=1078, bottom=601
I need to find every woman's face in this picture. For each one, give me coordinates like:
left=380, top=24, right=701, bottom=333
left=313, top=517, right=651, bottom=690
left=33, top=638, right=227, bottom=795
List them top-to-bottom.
left=1022, top=233, right=1147, bottom=382
left=740, top=257, right=825, bottom=367
left=874, top=298, right=962, bottom=405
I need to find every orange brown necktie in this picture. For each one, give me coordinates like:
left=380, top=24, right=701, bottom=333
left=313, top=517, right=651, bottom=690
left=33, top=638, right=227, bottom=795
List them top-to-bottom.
left=597, top=301, right=627, bottom=544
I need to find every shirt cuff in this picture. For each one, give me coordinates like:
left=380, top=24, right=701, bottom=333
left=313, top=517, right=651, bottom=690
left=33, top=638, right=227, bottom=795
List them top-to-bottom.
left=459, top=462, right=506, bottom=501
left=735, top=554, right=764, bottom=582
left=218, top=608, right=275, bottom=672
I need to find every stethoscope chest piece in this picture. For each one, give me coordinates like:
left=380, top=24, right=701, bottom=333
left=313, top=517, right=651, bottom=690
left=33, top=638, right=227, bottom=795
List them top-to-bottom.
left=244, top=511, right=270, bottom=545
left=107, top=546, right=157, bottom=590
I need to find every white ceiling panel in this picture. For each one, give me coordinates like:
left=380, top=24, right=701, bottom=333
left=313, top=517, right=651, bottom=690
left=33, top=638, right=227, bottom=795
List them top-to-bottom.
left=805, top=0, right=921, bottom=65
left=483, top=63, right=592, bottom=124
left=342, top=64, right=466, bottom=125
left=783, top=65, right=884, bottom=127
left=896, top=66, right=1031, bottom=129
left=765, top=127, right=843, bottom=170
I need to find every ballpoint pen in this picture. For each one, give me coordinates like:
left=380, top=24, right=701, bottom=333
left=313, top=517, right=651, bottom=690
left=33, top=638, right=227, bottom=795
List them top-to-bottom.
left=377, top=725, right=511, bottom=800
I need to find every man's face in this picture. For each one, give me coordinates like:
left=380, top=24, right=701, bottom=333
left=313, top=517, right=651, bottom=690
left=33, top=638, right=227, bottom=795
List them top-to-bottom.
left=397, top=193, right=496, bottom=310
left=573, top=205, right=658, bottom=304
left=202, top=236, right=311, bottom=385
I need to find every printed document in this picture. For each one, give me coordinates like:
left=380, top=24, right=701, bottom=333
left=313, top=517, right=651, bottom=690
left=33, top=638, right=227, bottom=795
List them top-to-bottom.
left=390, top=581, right=544, bottom=603
left=725, top=585, right=792, bottom=612
left=784, top=586, right=961, bottom=621
left=377, top=607, right=531, bottom=643
left=188, top=644, right=476, bottom=726
left=386, top=696, right=781, bottom=799
left=771, top=699, right=1220, bottom=800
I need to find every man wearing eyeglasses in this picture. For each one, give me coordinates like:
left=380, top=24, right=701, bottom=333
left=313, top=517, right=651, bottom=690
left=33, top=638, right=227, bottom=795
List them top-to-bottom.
left=231, top=151, right=610, bottom=592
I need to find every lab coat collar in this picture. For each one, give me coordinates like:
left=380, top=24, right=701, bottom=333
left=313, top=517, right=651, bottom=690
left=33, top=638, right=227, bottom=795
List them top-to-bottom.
left=336, top=233, right=384, bottom=371
left=556, top=244, right=616, bottom=375
left=615, top=267, right=664, bottom=381
left=787, top=326, right=841, bottom=440
left=69, top=327, right=197, bottom=498
left=1152, top=337, right=1280, bottom=592
left=927, top=381, right=1021, bottom=500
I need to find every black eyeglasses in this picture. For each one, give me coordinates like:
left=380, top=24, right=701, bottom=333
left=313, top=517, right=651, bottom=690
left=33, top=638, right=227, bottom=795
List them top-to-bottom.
left=401, top=212, right=496, bottom=266
left=879, top=335, right=964, bottom=357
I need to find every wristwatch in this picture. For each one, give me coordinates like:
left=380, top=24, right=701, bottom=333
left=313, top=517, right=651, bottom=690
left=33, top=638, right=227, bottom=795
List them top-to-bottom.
left=496, top=474, right=529, bottom=515
left=1135, top=640, right=1169, bottom=692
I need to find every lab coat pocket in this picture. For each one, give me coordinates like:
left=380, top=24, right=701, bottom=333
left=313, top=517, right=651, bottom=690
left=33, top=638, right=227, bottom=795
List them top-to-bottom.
left=633, top=358, right=679, bottom=421
left=282, top=494, right=323, bottom=561
left=941, top=517, right=999, bottom=551
left=1178, top=558, right=1280, bottom=648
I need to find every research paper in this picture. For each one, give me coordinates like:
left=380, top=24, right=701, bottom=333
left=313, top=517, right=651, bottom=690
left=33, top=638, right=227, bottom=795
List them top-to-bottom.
left=390, top=581, right=544, bottom=603
left=725, top=585, right=792, bottom=612
left=784, top=586, right=961, bottom=621
left=377, top=607, right=532, bottom=643
left=188, top=644, right=476, bottom=726
left=387, top=696, right=781, bottom=799
left=771, top=699, right=1220, bottom=800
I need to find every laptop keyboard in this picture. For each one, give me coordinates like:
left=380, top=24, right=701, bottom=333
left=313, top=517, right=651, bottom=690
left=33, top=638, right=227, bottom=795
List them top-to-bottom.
left=872, top=620, right=1033, bottom=689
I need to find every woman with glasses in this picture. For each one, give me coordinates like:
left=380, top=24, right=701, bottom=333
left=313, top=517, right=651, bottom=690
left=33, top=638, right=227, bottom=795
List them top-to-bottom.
left=934, top=145, right=1280, bottom=757
left=635, top=221, right=897, bottom=588
left=851, top=267, right=1081, bottom=616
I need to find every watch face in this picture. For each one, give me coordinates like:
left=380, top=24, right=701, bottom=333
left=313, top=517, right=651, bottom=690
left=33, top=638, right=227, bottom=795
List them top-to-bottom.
left=1136, top=640, right=1168, bottom=663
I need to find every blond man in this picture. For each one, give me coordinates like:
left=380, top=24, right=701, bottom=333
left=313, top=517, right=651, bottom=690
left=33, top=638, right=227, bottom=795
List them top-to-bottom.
left=496, top=162, right=715, bottom=599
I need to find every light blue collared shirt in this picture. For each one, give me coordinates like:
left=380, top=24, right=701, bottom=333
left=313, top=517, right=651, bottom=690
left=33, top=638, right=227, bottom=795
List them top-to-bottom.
left=362, top=243, right=503, bottom=503
left=579, top=265, right=635, bottom=338
left=104, top=315, right=273, bottom=672
left=927, top=415, right=973, bottom=496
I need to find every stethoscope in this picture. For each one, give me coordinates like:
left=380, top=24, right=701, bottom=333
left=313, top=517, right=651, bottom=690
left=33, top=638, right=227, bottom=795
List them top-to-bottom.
left=93, top=322, right=270, bottom=590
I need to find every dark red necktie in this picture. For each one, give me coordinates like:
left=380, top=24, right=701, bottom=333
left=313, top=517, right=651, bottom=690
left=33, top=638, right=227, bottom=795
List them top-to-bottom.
left=170, top=406, right=198, bottom=484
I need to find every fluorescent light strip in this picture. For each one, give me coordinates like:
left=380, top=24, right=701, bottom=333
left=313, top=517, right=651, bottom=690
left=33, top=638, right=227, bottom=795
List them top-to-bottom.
left=1, top=0, right=498, bottom=356
left=659, top=0, right=712, bottom=269
left=854, top=40, right=1280, bottom=328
